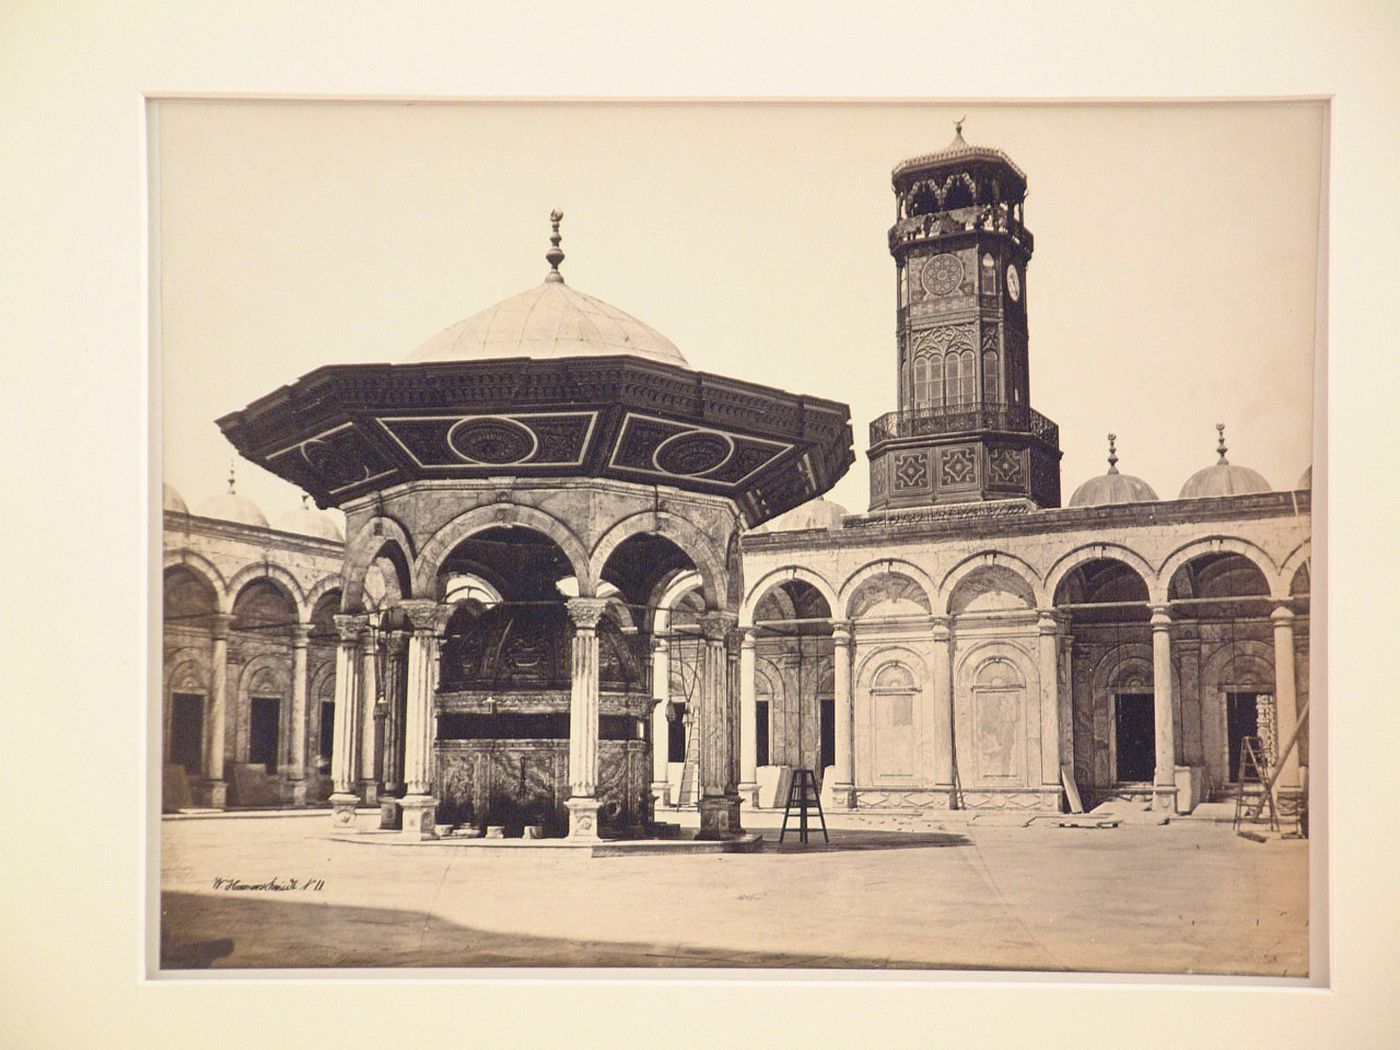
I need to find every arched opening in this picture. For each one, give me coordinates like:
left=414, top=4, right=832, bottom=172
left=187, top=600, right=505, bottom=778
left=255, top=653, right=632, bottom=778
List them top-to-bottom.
left=1167, top=552, right=1275, bottom=794
left=1053, top=558, right=1153, bottom=800
left=163, top=566, right=220, bottom=790
left=229, top=578, right=298, bottom=805
left=750, top=579, right=834, bottom=785
left=306, top=588, right=342, bottom=802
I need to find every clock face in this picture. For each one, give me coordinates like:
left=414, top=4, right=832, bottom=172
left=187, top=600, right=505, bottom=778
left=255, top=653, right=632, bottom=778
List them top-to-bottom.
left=921, top=253, right=964, bottom=297
left=1006, top=264, right=1022, bottom=302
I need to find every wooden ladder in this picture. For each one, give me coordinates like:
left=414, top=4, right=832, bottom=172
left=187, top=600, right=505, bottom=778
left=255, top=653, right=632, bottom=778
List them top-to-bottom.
left=676, top=704, right=701, bottom=807
left=1233, top=736, right=1279, bottom=832
left=779, top=768, right=829, bottom=845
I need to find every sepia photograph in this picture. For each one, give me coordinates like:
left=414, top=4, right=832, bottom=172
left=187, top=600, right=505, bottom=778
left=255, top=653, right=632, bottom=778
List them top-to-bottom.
left=155, top=99, right=1320, bottom=976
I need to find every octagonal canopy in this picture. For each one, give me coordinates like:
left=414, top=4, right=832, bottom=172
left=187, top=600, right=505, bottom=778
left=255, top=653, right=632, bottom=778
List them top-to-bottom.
left=407, top=280, right=689, bottom=368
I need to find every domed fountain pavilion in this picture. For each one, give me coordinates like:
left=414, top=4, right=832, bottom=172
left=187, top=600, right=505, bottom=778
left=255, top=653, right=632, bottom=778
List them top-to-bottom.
left=217, top=214, right=854, bottom=840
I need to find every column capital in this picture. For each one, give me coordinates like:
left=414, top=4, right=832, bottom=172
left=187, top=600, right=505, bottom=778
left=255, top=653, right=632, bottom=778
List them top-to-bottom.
left=565, top=596, right=610, bottom=631
left=398, top=599, right=450, bottom=635
left=1270, top=602, right=1296, bottom=625
left=1149, top=604, right=1174, bottom=629
left=1036, top=609, right=1067, bottom=634
left=698, top=610, right=738, bottom=641
left=208, top=612, right=235, bottom=641
left=333, top=613, right=364, bottom=644
left=930, top=615, right=952, bottom=642
left=831, top=620, right=853, bottom=646
left=290, top=622, right=311, bottom=647
left=360, top=622, right=380, bottom=653
left=387, top=627, right=410, bottom=653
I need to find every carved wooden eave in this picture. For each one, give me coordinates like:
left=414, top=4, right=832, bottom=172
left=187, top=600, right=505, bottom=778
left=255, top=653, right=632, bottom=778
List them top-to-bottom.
left=217, top=353, right=854, bottom=528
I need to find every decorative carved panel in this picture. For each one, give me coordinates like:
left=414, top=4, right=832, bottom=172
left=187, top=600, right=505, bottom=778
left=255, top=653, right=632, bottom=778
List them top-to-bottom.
left=378, top=412, right=596, bottom=469
left=988, top=446, right=1025, bottom=486
left=941, top=447, right=976, bottom=486
left=893, top=452, right=929, bottom=490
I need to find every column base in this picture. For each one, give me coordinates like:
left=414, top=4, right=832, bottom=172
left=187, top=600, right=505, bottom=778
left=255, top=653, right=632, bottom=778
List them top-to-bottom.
left=287, top=778, right=308, bottom=806
left=358, top=779, right=380, bottom=807
left=201, top=780, right=227, bottom=809
left=651, top=780, right=670, bottom=808
left=830, top=780, right=856, bottom=810
left=738, top=781, right=759, bottom=809
left=1152, top=785, right=1178, bottom=812
left=329, top=792, right=360, bottom=829
left=398, top=794, right=437, bottom=840
left=379, top=796, right=402, bottom=830
left=696, top=796, right=743, bottom=839
left=566, top=797, right=602, bottom=840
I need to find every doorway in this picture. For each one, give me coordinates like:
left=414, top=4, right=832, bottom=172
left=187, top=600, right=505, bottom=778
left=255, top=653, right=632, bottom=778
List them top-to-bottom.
left=1226, top=691, right=1260, bottom=782
left=1114, top=692, right=1155, bottom=782
left=169, top=693, right=204, bottom=774
left=250, top=696, right=281, bottom=773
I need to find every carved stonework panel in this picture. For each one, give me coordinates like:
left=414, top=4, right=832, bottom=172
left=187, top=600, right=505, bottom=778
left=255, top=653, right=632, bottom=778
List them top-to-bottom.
left=908, top=249, right=978, bottom=318
left=920, top=252, right=964, bottom=296
left=910, top=323, right=976, bottom=359
left=980, top=323, right=1000, bottom=353
left=377, top=412, right=596, bottom=470
left=611, top=413, right=789, bottom=486
left=267, top=422, right=398, bottom=496
left=987, top=446, right=1025, bottom=486
left=941, top=447, right=977, bottom=487
left=893, top=452, right=929, bottom=490
left=869, top=456, right=889, bottom=504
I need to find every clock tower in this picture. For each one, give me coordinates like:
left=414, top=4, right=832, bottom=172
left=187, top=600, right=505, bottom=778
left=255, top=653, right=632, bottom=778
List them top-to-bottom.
left=868, top=124, right=1061, bottom=511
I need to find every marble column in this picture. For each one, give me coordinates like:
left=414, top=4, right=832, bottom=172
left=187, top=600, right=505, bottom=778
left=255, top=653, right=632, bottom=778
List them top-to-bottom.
left=565, top=597, right=608, bottom=839
left=395, top=600, right=446, bottom=839
left=1271, top=603, right=1301, bottom=793
left=1150, top=604, right=1178, bottom=811
left=697, top=610, right=742, bottom=839
left=1037, top=611, right=1063, bottom=793
left=202, top=613, right=234, bottom=808
left=328, top=614, right=363, bottom=828
left=929, top=617, right=955, bottom=802
left=831, top=621, right=855, bottom=808
left=358, top=622, right=380, bottom=806
left=287, top=623, right=310, bottom=805
left=379, top=628, right=408, bottom=828
left=738, top=629, right=758, bottom=806
left=649, top=636, right=670, bottom=807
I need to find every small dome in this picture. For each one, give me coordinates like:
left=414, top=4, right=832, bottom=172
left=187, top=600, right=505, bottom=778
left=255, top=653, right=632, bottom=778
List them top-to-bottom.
left=406, top=212, right=688, bottom=368
left=1179, top=424, right=1271, bottom=500
left=1069, top=435, right=1159, bottom=507
left=196, top=465, right=269, bottom=528
left=1297, top=465, right=1312, bottom=490
left=162, top=483, right=188, bottom=514
left=197, top=492, right=269, bottom=528
left=752, top=497, right=848, bottom=533
left=274, top=499, right=345, bottom=542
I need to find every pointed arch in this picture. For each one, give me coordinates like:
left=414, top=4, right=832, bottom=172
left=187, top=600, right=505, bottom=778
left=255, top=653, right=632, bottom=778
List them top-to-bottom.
left=412, top=503, right=591, bottom=599
left=590, top=509, right=730, bottom=611
left=342, top=515, right=415, bottom=613
left=1156, top=536, right=1279, bottom=603
left=1280, top=541, right=1312, bottom=598
left=1042, top=543, right=1157, bottom=607
left=162, top=550, right=229, bottom=613
left=938, top=550, right=1042, bottom=614
left=838, top=558, right=937, bottom=620
left=226, top=562, right=307, bottom=619
left=739, top=566, right=839, bottom=628
left=303, top=575, right=344, bottom=619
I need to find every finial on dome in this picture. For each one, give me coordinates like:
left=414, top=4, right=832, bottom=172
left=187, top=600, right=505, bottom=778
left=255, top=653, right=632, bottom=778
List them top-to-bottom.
left=951, top=115, right=968, bottom=148
left=545, top=208, right=565, bottom=283
left=1215, top=422, right=1229, bottom=464
left=1106, top=433, right=1119, bottom=474
left=227, top=460, right=237, bottom=494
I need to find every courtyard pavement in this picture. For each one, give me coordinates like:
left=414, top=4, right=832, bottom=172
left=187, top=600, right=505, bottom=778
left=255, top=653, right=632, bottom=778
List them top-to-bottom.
left=158, top=807, right=1308, bottom=976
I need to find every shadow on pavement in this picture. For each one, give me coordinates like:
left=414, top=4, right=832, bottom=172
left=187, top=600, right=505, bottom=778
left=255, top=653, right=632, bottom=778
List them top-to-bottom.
left=764, top=828, right=970, bottom=853
left=159, top=890, right=972, bottom=971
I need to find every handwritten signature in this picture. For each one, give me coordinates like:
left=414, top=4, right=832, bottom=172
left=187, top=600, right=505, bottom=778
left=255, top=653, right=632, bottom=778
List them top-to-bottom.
left=210, top=876, right=325, bottom=892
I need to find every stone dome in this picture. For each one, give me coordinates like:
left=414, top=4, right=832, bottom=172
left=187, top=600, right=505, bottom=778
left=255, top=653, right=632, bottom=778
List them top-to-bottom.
left=405, top=211, right=688, bottom=368
left=1179, top=424, right=1271, bottom=500
left=1068, top=435, right=1159, bottom=508
left=1297, top=465, right=1312, bottom=490
left=197, top=468, right=268, bottom=528
left=162, top=482, right=188, bottom=514
left=752, top=497, right=848, bottom=533
left=274, top=499, right=345, bottom=542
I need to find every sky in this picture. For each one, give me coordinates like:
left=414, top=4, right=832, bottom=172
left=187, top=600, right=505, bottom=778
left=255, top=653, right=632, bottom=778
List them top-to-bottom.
left=157, top=100, right=1323, bottom=526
